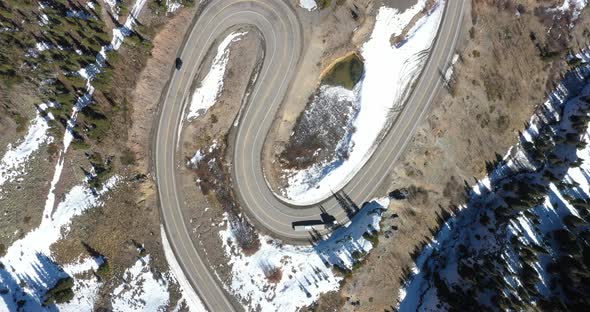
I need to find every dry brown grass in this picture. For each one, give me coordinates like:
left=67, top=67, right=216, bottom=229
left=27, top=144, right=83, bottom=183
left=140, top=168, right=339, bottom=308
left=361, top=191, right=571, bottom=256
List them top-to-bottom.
left=262, top=263, right=283, bottom=284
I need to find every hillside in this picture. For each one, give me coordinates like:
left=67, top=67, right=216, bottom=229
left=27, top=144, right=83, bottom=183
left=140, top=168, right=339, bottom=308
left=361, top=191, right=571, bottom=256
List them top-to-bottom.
left=0, top=0, right=201, bottom=310
left=400, top=50, right=590, bottom=311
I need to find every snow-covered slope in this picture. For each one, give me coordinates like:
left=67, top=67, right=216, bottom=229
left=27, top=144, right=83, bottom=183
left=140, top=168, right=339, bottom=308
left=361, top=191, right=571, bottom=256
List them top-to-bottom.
left=282, top=0, right=445, bottom=204
left=0, top=1, right=187, bottom=310
left=399, top=50, right=590, bottom=311
left=0, top=113, right=52, bottom=192
left=111, top=256, right=169, bottom=312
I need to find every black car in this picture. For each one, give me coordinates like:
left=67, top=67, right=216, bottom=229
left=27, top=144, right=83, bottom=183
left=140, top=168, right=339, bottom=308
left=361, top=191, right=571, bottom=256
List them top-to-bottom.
left=175, top=57, right=183, bottom=70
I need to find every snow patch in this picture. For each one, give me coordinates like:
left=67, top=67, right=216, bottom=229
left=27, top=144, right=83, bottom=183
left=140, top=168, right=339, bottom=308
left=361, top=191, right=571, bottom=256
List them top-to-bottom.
left=103, top=0, right=120, bottom=16
left=167, top=0, right=182, bottom=13
left=299, top=0, right=317, bottom=11
left=551, top=0, right=588, bottom=20
left=66, top=9, right=94, bottom=20
left=39, top=14, right=49, bottom=26
left=186, top=31, right=245, bottom=120
left=36, top=41, right=52, bottom=52
left=444, top=53, right=460, bottom=82
left=0, top=113, right=52, bottom=190
left=189, top=150, right=204, bottom=168
left=0, top=176, right=119, bottom=311
left=220, top=197, right=389, bottom=311
left=161, top=226, right=208, bottom=312
left=111, top=255, right=170, bottom=312
left=62, top=256, right=104, bottom=276
left=57, top=257, right=105, bottom=312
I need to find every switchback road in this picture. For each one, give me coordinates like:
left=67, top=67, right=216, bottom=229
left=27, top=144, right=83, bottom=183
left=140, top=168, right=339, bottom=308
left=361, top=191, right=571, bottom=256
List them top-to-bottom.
left=154, top=0, right=466, bottom=310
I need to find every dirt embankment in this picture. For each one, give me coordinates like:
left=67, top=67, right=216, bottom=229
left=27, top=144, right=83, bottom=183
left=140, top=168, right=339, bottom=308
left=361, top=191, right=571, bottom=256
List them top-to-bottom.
left=262, top=0, right=378, bottom=193
left=308, top=1, right=590, bottom=311
left=176, top=29, right=264, bottom=293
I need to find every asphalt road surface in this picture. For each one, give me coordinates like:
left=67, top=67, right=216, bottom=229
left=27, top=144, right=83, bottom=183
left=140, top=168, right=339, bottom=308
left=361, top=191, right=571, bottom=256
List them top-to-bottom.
left=154, top=0, right=466, bottom=310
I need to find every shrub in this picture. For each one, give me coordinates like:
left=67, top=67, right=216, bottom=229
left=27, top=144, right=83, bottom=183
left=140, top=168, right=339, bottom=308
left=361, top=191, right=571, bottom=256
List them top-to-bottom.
left=316, top=0, right=332, bottom=9
left=92, top=67, right=113, bottom=92
left=11, top=112, right=28, bottom=133
left=71, top=138, right=91, bottom=150
left=119, top=149, right=136, bottom=166
left=89, top=160, right=112, bottom=189
left=229, top=215, right=260, bottom=255
left=362, top=231, right=379, bottom=247
left=351, top=250, right=364, bottom=261
left=96, top=261, right=110, bottom=279
left=262, top=264, right=283, bottom=284
left=332, top=264, right=352, bottom=278
left=43, top=277, right=74, bottom=306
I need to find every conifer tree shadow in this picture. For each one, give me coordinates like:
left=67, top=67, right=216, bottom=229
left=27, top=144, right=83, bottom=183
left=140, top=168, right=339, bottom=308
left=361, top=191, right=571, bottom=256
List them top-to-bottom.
left=332, top=190, right=359, bottom=218
left=1, top=252, right=70, bottom=311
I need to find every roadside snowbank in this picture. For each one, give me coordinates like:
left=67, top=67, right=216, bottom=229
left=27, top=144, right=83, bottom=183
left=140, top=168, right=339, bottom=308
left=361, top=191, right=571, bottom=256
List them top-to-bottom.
left=282, top=0, right=445, bottom=204
left=186, top=31, right=245, bottom=120
left=0, top=176, right=119, bottom=311
left=220, top=197, right=389, bottom=311
left=161, top=225, right=208, bottom=312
